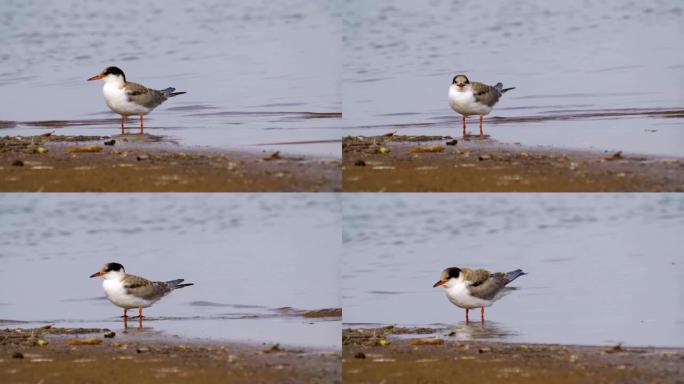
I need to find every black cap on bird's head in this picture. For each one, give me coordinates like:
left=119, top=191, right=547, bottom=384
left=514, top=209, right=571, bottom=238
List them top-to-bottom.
left=87, top=66, right=126, bottom=82
left=103, top=66, right=125, bottom=77
left=452, top=74, right=470, bottom=87
left=89, top=262, right=125, bottom=278
left=104, top=262, right=124, bottom=272
left=433, top=267, right=461, bottom=287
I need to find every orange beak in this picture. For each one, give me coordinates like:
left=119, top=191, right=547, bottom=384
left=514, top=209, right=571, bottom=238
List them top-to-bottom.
left=87, top=74, right=104, bottom=81
left=89, top=271, right=104, bottom=278
left=433, top=280, right=446, bottom=288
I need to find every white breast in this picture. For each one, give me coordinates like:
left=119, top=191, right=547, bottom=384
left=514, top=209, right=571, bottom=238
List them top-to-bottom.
left=102, top=83, right=151, bottom=116
left=448, top=85, right=492, bottom=116
left=102, top=279, right=154, bottom=309
left=444, top=280, right=493, bottom=309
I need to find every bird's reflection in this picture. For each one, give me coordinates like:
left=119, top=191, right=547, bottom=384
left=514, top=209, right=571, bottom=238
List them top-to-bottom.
left=462, top=133, right=492, bottom=140
left=123, top=315, right=144, bottom=331
left=444, top=320, right=516, bottom=341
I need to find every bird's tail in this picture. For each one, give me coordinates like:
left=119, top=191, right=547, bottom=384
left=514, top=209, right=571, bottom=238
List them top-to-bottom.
left=494, top=82, right=515, bottom=93
left=160, top=87, right=187, bottom=97
left=504, top=269, right=526, bottom=283
left=166, top=279, right=194, bottom=289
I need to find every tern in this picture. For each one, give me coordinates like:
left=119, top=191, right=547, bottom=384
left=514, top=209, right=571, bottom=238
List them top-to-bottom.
left=87, top=66, right=186, bottom=134
left=448, top=74, right=514, bottom=137
left=90, top=262, right=193, bottom=318
left=433, top=267, right=526, bottom=323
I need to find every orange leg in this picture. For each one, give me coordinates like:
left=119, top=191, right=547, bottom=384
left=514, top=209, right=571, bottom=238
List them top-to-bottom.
left=139, top=115, right=144, bottom=135
left=462, top=115, right=467, bottom=137
left=479, top=115, right=484, bottom=137
left=138, top=305, right=143, bottom=318
left=481, top=306, right=485, bottom=322
left=122, top=308, right=128, bottom=318
left=465, top=308, right=470, bottom=324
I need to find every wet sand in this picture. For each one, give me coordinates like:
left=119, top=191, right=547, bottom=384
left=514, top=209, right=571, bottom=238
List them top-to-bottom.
left=0, top=135, right=340, bottom=192
left=342, top=135, right=684, bottom=192
left=0, top=326, right=339, bottom=384
left=343, top=327, right=684, bottom=384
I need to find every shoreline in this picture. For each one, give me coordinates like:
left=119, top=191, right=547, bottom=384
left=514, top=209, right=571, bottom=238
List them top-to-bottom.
left=0, top=134, right=340, bottom=192
left=342, top=134, right=684, bottom=192
left=0, top=306, right=343, bottom=350
left=0, top=326, right=340, bottom=383
left=343, top=326, right=684, bottom=384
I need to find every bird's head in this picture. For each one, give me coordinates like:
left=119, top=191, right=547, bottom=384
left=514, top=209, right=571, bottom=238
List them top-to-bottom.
left=87, top=66, right=126, bottom=84
left=452, top=74, right=470, bottom=89
left=90, top=262, right=125, bottom=280
left=433, top=267, right=461, bottom=288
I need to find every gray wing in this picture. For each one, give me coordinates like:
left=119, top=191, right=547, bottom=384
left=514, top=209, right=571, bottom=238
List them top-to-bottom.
left=125, top=82, right=168, bottom=109
left=471, top=82, right=503, bottom=107
left=467, top=272, right=510, bottom=300
left=123, top=274, right=172, bottom=301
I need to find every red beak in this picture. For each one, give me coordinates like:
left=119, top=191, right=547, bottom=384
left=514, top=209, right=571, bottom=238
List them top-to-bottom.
left=87, top=74, right=104, bottom=81
left=89, top=271, right=104, bottom=278
left=433, top=280, right=446, bottom=288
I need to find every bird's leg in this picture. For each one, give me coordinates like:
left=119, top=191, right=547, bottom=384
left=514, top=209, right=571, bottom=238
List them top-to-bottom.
left=120, top=115, right=125, bottom=135
left=139, top=115, right=144, bottom=135
left=462, top=115, right=467, bottom=137
left=479, top=115, right=484, bottom=137
left=138, top=305, right=143, bottom=319
left=481, top=306, right=485, bottom=323
left=122, top=308, right=128, bottom=318
left=465, top=308, right=470, bottom=324
left=123, top=316, right=129, bottom=330
left=138, top=316, right=143, bottom=330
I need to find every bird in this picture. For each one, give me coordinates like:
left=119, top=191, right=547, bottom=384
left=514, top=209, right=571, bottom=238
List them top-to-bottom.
left=87, top=66, right=186, bottom=135
left=448, top=74, right=515, bottom=137
left=89, top=262, right=193, bottom=318
left=433, top=267, right=526, bottom=323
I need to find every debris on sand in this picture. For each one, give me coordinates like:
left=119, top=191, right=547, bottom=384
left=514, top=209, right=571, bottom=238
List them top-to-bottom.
left=103, top=139, right=116, bottom=146
left=446, top=139, right=458, bottom=146
left=31, top=146, right=48, bottom=154
left=67, top=146, right=103, bottom=153
left=409, top=146, right=444, bottom=153
left=262, top=151, right=282, bottom=161
left=604, top=151, right=623, bottom=161
left=12, top=159, right=24, bottom=166
left=354, top=159, right=366, bottom=166
left=302, top=308, right=342, bottom=318
left=104, top=331, right=116, bottom=338
left=67, top=338, right=103, bottom=346
left=409, top=338, right=444, bottom=346
left=605, top=343, right=624, bottom=354
left=262, top=344, right=282, bottom=353
left=12, top=351, right=24, bottom=359
left=354, top=352, right=366, bottom=359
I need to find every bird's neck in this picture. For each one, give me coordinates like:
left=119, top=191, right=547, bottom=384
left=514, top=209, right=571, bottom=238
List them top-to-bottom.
left=103, top=77, right=126, bottom=89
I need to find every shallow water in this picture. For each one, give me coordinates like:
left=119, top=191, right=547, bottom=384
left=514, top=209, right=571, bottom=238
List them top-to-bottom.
left=0, top=0, right=341, bottom=157
left=343, top=0, right=684, bottom=156
left=0, top=194, right=341, bottom=349
left=342, top=194, right=684, bottom=347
